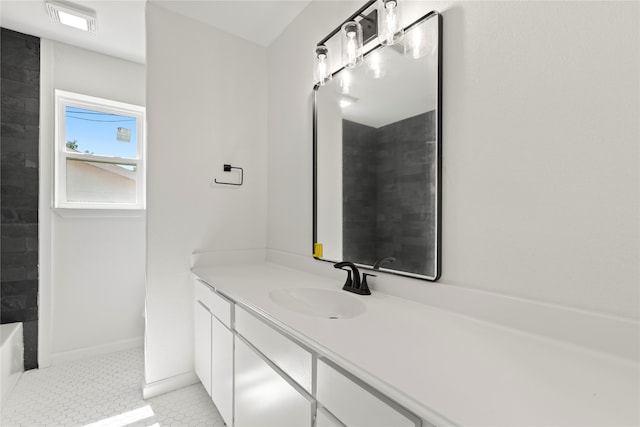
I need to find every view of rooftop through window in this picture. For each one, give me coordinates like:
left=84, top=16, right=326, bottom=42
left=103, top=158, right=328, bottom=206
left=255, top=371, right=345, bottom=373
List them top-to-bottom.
left=65, top=106, right=138, bottom=158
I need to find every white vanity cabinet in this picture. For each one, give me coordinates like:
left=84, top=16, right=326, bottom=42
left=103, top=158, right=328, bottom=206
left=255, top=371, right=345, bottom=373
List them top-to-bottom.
left=194, top=277, right=421, bottom=427
left=193, top=280, right=233, bottom=427
left=194, top=301, right=212, bottom=395
left=234, top=305, right=314, bottom=426
left=235, top=306, right=313, bottom=392
left=210, top=315, right=233, bottom=426
left=234, top=336, right=314, bottom=427
left=317, top=359, right=421, bottom=427
left=316, top=407, right=345, bottom=427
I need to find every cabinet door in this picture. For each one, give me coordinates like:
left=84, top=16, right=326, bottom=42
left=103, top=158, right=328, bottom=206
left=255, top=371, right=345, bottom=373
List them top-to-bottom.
left=194, top=302, right=212, bottom=396
left=235, top=306, right=312, bottom=392
left=211, top=316, right=233, bottom=427
left=234, top=337, right=313, bottom=427
left=317, top=360, right=420, bottom=427
left=316, top=407, right=345, bottom=427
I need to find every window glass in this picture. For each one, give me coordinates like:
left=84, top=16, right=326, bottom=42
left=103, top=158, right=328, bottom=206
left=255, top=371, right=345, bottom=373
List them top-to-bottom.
left=55, top=90, right=145, bottom=210
left=65, top=106, right=138, bottom=159
left=65, top=159, right=137, bottom=204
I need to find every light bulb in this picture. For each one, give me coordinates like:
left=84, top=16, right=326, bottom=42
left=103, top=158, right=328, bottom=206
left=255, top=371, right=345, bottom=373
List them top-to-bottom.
left=378, top=0, right=404, bottom=45
left=385, top=3, right=397, bottom=44
left=58, top=11, right=89, bottom=31
left=341, top=21, right=363, bottom=68
left=346, top=33, right=357, bottom=66
left=314, top=45, right=331, bottom=85
left=318, top=55, right=327, bottom=78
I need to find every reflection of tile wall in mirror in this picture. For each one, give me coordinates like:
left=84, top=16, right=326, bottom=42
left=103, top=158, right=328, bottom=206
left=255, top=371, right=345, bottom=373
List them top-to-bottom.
left=343, top=111, right=436, bottom=277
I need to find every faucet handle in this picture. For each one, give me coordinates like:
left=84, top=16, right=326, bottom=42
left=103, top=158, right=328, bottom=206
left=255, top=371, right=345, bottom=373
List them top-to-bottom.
left=359, top=273, right=375, bottom=295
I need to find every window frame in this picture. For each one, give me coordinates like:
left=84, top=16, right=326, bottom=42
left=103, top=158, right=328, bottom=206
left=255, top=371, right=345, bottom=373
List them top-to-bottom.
left=54, top=89, right=146, bottom=210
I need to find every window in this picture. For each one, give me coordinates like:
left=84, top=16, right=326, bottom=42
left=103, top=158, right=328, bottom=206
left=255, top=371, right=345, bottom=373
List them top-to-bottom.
left=55, top=90, right=145, bottom=209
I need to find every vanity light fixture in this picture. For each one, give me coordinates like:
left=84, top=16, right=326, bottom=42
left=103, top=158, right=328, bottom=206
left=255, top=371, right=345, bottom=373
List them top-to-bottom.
left=313, top=0, right=407, bottom=83
left=313, top=0, right=376, bottom=84
left=378, top=0, right=404, bottom=45
left=46, top=1, right=97, bottom=34
left=341, top=21, right=364, bottom=68
left=314, top=45, right=332, bottom=86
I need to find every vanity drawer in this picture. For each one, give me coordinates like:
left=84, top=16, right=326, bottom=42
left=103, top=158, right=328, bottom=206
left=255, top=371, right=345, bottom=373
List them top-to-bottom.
left=194, top=279, right=232, bottom=328
left=235, top=306, right=312, bottom=392
left=317, top=359, right=420, bottom=427
left=316, top=406, right=345, bottom=427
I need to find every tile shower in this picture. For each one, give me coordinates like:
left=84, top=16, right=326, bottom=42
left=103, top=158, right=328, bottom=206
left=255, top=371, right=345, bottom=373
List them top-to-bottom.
left=0, top=28, right=40, bottom=370
left=343, top=111, right=436, bottom=276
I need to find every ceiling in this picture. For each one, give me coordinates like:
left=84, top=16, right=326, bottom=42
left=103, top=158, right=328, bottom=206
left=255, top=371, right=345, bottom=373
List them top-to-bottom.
left=0, top=0, right=311, bottom=64
left=0, top=1, right=147, bottom=63
left=149, top=1, right=311, bottom=46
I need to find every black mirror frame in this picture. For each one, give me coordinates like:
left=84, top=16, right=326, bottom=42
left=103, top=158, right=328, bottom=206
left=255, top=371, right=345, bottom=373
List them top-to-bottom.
left=312, top=10, right=443, bottom=282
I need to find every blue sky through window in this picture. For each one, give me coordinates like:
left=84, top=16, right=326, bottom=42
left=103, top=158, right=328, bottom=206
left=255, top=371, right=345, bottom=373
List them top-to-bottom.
left=65, top=106, right=138, bottom=159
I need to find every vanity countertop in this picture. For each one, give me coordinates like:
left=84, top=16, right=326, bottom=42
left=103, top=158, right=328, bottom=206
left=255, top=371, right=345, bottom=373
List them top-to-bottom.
left=192, top=262, right=639, bottom=426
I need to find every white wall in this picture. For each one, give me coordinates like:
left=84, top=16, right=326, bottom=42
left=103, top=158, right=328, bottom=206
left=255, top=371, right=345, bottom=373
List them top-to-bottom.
left=141, top=0, right=637, bottom=385
left=267, top=0, right=639, bottom=321
left=145, top=4, right=267, bottom=386
left=40, top=41, right=146, bottom=364
left=316, top=85, right=343, bottom=261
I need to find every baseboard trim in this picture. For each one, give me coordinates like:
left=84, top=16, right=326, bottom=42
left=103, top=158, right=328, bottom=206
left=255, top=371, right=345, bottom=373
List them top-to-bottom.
left=50, top=337, right=143, bottom=366
left=142, top=371, right=199, bottom=399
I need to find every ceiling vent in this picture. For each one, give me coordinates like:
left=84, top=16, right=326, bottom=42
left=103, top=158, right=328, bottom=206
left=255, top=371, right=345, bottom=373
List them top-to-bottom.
left=46, top=1, right=97, bottom=34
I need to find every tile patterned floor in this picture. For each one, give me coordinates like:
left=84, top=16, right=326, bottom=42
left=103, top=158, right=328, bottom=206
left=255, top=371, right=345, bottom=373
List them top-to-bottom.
left=1, top=348, right=225, bottom=427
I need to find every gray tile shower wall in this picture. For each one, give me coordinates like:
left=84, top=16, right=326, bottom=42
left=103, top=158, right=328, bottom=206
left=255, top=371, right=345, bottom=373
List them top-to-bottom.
left=1, top=28, right=40, bottom=370
left=343, top=111, right=436, bottom=276
left=342, top=120, right=378, bottom=266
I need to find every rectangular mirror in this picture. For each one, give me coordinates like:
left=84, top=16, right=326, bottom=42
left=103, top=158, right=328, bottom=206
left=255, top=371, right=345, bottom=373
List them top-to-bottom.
left=313, top=11, right=442, bottom=281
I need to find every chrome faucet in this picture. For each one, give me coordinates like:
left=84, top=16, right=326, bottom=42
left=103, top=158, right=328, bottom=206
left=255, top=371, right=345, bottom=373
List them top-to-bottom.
left=334, top=261, right=371, bottom=295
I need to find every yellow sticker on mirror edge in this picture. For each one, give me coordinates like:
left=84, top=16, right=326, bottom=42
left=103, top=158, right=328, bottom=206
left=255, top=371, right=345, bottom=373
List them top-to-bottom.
left=313, top=243, right=323, bottom=258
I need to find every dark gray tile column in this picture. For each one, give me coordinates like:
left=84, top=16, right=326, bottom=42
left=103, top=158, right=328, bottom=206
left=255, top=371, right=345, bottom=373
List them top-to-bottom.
left=1, top=27, right=40, bottom=370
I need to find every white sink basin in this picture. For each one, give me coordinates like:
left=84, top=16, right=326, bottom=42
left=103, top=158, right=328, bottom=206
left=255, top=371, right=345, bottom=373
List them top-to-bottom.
left=269, top=288, right=366, bottom=319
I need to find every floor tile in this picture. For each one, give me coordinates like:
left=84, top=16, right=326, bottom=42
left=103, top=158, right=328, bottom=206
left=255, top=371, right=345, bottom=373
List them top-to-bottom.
left=1, top=348, right=225, bottom=427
